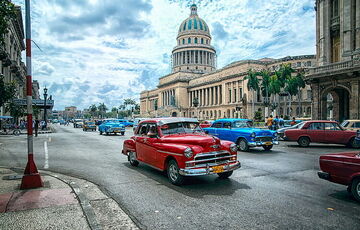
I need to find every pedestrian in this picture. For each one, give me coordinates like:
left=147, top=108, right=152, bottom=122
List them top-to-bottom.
left=266, top=115, right=273, bottom=130
left=279, top=115, right=285, bottom=128
left=273, top=116, right=279, bottom=130
left=290, top=117, right=297, bottom=126
left=34, top=119, right=39, bottom=137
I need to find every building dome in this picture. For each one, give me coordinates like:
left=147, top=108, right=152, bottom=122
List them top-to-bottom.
left=172, top=4, right=216, bottom=74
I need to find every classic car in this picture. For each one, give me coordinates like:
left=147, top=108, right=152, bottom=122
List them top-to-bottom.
left=122, top=117, right=241, bottom=185
left=133, top=117, right=147, bottom=132
left=73, top=119, right=83, bottom=128
left=98, top=119, right=125, bottom=135
left=118, top=119, right=134, bottom=127
left=203, top=119, right=278, bottom=151
left=199, top=120, right=213, bottom=128
left=283, top=120, right=302, bottom=127
left=284, top=120, right=359, bottom=148
left=341, top=120, right=360, bottom=131
left=83, top=121, right=96, bottom=131
left=277, top=122, right=304, bottom=140
left=357, top=130, right=360, bottom=142
left=318, top=152, right=360, bottom=202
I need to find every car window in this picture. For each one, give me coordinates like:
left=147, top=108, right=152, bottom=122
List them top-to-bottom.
left=233, top=121, right=251, bottom=128
left=341, top=121, right=349, bottom=127
left=161, top=122, right=203, bottom=135
left=212, top=122, right=222, bottom=128
left=223, top=122, right=231, bottom=129
left=308, top=122, right=324, bottom=130
left=351, top=122, right=360, bottom=128
left=137, top=123, right=148, bottom=136
left=324, top=123, right=341, bottom=130
left=146, top=124, right=158, bottom=137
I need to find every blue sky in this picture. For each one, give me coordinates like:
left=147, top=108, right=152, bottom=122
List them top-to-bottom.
left=13, top=0, right=316, bottom=110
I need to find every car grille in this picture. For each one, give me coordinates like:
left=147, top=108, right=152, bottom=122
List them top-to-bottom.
left=255, top=136, right=272, bottom=142
left=187, top=151, right=232, bottom=167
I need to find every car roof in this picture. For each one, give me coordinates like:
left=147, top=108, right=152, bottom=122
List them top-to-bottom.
left=140, top=117, right=199, bottom=125
left=213, top=118, right=251, bottom=123
left=305, top=120, right=338, bottom=123
left=344, top=120, right=360, bottom=122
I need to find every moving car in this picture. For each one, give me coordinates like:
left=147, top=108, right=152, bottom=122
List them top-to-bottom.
left=122, top=117, right=241, bottom=185
left=73, top=119, right=83, bottom=128
left=98, top=119, right=125, bottom=135
left=203, top=119, right=278, bottom=151
left=284, top=120, right=359, bottom=148
left=341, top=120, right=360, bottom=131
left=83, top=121, right=96, bottom=131
left=277, top=122, right=304, bottom=140
left=318, top=152, right=360, bottom=202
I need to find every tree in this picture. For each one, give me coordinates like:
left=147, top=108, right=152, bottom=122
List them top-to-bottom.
left=0, top=0, right=16, bottom=47
left=279, top=64, right=295, bottom=116
left=245, top=69, right=259, bottom=119
left=258, top=70, right=271, bottom=118
left=295, top=71, right=306, bottom=117
left=268, top=74, right=281, bottom=115
left=0, top=75, right=16, bottom=108
left=5, top=101, right=25, bottom=124
left=97, top=103, right=107, bottom=118
left=89, top=104, right=98, bottom=118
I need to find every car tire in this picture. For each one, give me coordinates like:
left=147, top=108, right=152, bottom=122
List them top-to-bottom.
left=13, top=130, right=20, bottom=136
left=99, top=131, right=103, bottom=135
left=106, top=132, right=109, bottom=135
left=121, top=132, right=125, bottom=135
left=298, top=137, right=310, bottom=147
left=237, top=138, right=249, bottom=152
left=349, top=138, right=360, bottom=149
left=263, top=145, right=273, bottom=151
left=128, top=151, right=139, bottom=166
left=167, top=160, right=185, bottom=185
left=218, top=171, right=233, bottom=179
left=351, top=178, right=360, bottom=202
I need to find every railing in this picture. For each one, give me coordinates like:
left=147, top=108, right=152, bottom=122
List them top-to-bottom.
left=308, top=59, right=359, bottom=75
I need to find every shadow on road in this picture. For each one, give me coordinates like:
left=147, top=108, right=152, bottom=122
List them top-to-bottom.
left=285, top=144, right=350, bottom=149
left=123, top=163, right=251, bottom=198
left=328, top=190, right=359, bottom=204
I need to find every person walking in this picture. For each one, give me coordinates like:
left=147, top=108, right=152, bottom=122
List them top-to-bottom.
left=266, top=115, right=274, bottom=130
left=279, top=115, right=285, bottom=128
left=273, top=116, right=279, bottom=130
left=290, top=117, right=297, bottom=126
left=34, top=119, right=39, bottom=137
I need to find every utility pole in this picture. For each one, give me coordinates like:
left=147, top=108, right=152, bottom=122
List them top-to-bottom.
left=20, top=0, right=43, bottom=189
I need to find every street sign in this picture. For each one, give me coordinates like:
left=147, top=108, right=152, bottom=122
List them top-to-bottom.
left=13, top=98, right=54, bottom=107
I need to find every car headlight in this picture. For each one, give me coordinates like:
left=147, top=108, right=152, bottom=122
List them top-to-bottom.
left=250, top=132, right=256, bottom=138
left=273, top=132, right=278, bottom=137
left=230, top=143, right=238, bottom=152
left=184, top=147, right=193, bottom=158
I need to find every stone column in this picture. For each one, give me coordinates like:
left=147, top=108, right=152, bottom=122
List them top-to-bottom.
left=342, top=0, right=352, bottom=58
left=356, top=0, right=360, bottom=50
left=350, top=80, right=360, bottom=119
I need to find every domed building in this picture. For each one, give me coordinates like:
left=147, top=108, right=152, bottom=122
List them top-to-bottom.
left=140, top=4, right=315, bottom=119
left=172, top=4, right=216, bottom=73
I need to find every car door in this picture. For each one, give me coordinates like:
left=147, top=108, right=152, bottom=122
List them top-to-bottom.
left=207, top=122, right=222, bottom=137
left=215, top=122, right=232, bottom=140
left=306, top=122, right=326, bottom=143
left=323, top=122, right=344, bottom=144
left=134, top=123, right=149, bottom=162
left=141, top=123, right=159, bottom=167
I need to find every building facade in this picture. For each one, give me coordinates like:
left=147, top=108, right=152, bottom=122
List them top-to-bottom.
left=306, top=0, right=360, bottom=121
left=0, top=4, right=26, bottom=116
left=140, top=4, right=316, bottom=120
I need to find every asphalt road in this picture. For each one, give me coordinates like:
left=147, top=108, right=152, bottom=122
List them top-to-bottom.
left=0, top=124, right=359, bottom=229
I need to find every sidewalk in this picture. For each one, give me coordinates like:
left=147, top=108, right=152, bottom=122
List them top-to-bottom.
left=0, top=167, right=139, bottom=230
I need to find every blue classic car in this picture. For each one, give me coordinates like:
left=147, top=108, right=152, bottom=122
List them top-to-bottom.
left=98, top=119, right=126, bottom=135
left=118, top=119, right=134, bottom=127
left=203, top=119, right=278, bottom=151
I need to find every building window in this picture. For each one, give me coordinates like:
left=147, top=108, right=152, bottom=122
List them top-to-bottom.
left=331, top=0, right=339, bottom=17
left=188, top=20, right=192, bottom=30
left=199, top=20, right=203, bottom=30
left=188, top=37, right=191, bottom=44
left=195, top=38, right=198, bottom=44
left=201, top=38, right=204, bottom=44
left=182, top=39, right=185, bottom=44
left=206, top=40, right=208, bottom=44
left=306, top=61, right=311, bottom=66
left=297, top=62, right=301, bottom=67
left=239, top=87, right=243, bottom=100
left=234, top=88, right=237, bottom=102
left=228, top=89, right=232, bottom=103
left=257, top=90, right=261, bottom=102
left=307, top=90, right=311, bottom=100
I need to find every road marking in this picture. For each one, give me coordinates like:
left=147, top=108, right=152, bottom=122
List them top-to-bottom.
left=48, top=137, right=52, bottom=142
left=44, top=141, right=49, bottom=169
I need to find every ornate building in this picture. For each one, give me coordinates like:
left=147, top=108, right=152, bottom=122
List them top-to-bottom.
left=306, top=0, right=360, bottom=121
left=140, top=4, right=316, bottom=119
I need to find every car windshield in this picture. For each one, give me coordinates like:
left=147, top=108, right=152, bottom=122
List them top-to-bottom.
left=233, top=121, right=253, bottom=128
left=340, top=121, right=349, bottom=127
left=87, top=122, right=95, bottom=125
left=161, top=122, right=203, bottom=135
left=297, top=122, right=305, bottom=129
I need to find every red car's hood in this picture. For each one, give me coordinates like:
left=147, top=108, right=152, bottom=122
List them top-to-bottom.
left=161, top=134, right=221, bottom=147
left=320, top=151, right=360, bottom=160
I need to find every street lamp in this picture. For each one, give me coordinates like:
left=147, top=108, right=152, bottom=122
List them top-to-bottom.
left=43, top=87, right=48, bottom=129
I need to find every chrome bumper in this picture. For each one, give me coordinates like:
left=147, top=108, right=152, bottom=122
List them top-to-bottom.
left=248, top=140, right=279, bottom=147
left=179, top=161, right=241, bottom=176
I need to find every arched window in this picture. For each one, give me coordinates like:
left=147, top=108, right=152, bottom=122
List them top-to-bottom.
left=188, top=37, right=191, bottom=44
left=195, top=38, right=198, bottom=44
left=201, top=38, right=204, bottom=44
left=182, top=39, right=185, bottom=44
left=178, top=40, right=180, bottom=45
left=206, top=40, right=208, bottom=44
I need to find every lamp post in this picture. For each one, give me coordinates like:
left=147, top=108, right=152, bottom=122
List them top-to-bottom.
left=43, top=87, right=48, bottom=129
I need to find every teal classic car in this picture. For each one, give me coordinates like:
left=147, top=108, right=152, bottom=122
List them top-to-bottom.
left=98, top=119, right=126, bottom=135
left=203, top=119, right=278, bottom=151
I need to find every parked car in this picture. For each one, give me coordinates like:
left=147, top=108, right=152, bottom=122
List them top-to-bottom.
left=122, top=117, right=241, bottom=185
left=133, top=118, right=147, bottom=132
left=73, top=119, right=83, bottom=128
left=98, top=119, right=125, bottom=135
left=118, top=119, right=134, bottom=127
left=203, top=119, right=278, bottom=151
left=59, top=120, right=66, bottom=125
left=199, top=120, right=213, bottom=128
left=284, top=120, right=359, bottom=148
left=341, top=120, right=360, bottom=131
left=83, top=121, right=96, bottom=131
left=277, top=122, right=304, bottom=140
left=357, top=130, right=360, bottom=142
left=318, top=152, right=360, bottom=202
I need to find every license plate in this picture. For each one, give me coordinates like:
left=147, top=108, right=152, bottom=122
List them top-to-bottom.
left=114, top=130, right=121, bottom=132
left=265, top=142, right=272, bottom=145
left=212, top=165, right=224, bottom=173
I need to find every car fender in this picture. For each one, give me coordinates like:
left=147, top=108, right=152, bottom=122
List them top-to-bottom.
left=297, top=135, right=312, bottom=142
left=346, top=135, right=357, bottom=144
left=122, top=139, right=136, bottom=155
left=155, top=143, right=194, bottom=169
left=350, top=172, right=360, bottom=184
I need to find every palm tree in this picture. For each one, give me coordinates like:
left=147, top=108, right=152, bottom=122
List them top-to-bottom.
left=279, top=64, right=295, bottom=116
left=245, top=69, right=259, bottom=119
left=258, top=70, right=271, bottom=117
left=295, top=71, right=306, bottom=117
left=269, top=74, right=281, bottom=115
left=97, top=103, right=107, bottom=118
left=89, top=104, right=97, bottom=118
left=111, top=107, right=118, bottom=118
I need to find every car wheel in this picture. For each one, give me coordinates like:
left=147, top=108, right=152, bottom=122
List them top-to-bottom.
left=13, top=130, right=20, bottom=136
left=99, top=131, right=103, bottom=135
left=106, top=132, right=109, bottom=135
left=121, top=132, right=125, bottom=135
left=298, top=137, right=310, bottom=147
left=349, top=138, right=360, bottom=149
left=238, top=139, right=249, bottom=152
left=263, top=145, right=273, bottom=151
left=128, top=151, right=139, bottom=166
left=167, top=160, right=185, bottom=185
left=218, top=171, right=233, bottom=179
left=351, top=178, right=360, bottom=202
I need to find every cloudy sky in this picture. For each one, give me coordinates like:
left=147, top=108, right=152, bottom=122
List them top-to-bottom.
left=13, top=0, right=316, bottom=110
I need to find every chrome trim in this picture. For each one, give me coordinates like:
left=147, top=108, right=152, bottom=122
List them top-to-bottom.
left=248, top=140, right=278, bottom=147
left=157, top=150, right=183, bottom=156
left=194, top=150, right=229, bottom=159
left=186, top=155, right=233, bottom=164
left=320, top=159, right=360, bottom=166
left=186, top=160, right=238, bottom=169
left=179, top=161, right=241, bottom=176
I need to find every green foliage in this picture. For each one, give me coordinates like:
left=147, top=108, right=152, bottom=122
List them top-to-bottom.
left=0, top=0, right=16, bottom=46
left=245, top=69, right=259, bottom=92
left=0, top=75, right=16, bottom=107
left=5, top=101, right=25, bottom=120
left=33, top=105, right=40, bottom=119
left=254, top=110, right=263, bottom=122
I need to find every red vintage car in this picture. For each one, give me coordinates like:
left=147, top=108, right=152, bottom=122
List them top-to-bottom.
left=122, top=117, right=241, bottom=185
left=199, top=120, right=213, bottom=128
left=284, top=120, right=359, bottom=148
left=318, top=152, right=360, bottom=202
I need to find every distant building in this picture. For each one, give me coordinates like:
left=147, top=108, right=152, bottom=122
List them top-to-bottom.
left=306, top=0, right=360, bottom=121
left=32, top=80, right=40, bottom=99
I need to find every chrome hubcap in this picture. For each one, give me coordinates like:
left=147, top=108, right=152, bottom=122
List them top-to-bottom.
left=240, top=140, right=246, bottom=150
left=129, top=152, right=136, bottom=162
left=169, top=164, right=178, bottom=181
left=357, top=182, right=360, bottom=196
